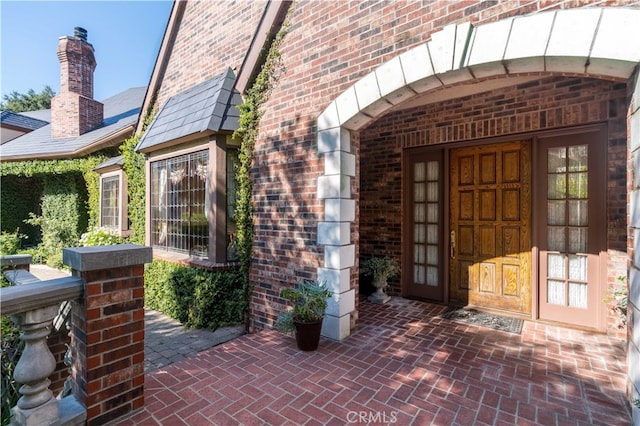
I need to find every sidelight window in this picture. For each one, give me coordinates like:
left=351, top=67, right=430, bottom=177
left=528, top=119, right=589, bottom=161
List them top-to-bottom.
left=545, top=144, right=589, bottom=308
left=413, top=160, right=440, bottom=287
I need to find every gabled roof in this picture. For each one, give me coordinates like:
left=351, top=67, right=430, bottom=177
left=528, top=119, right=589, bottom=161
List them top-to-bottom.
left=134, top=1, right=290, bottom=136
left=135, top=68, right=241, bottom=153
left=0, top=87, right=145, bottom=161
left=0, top=110, right=49, bottom=131
left=94, top=155, right=124, bottom=172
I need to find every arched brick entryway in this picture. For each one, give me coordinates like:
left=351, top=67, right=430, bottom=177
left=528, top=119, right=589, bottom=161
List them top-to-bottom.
left=315, top=7, right=640, bottom=341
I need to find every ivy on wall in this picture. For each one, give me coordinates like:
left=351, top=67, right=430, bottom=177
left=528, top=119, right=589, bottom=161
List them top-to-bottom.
left=233, top=10, right=290, bottom=314
left=0, top=110, right=150, bottom=263
left=120, top=111, right=154, bottom=245
left=120, top=136, right=146, bottom=245
left=1, top=156, right=109, bottom=229
left=1, top=156, right=109, bottom=265
left=0, top=175, right=43, bottom=244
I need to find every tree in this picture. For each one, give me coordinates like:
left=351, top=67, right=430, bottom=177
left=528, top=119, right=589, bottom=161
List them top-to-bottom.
left=0, top=86, right=55, bottom=112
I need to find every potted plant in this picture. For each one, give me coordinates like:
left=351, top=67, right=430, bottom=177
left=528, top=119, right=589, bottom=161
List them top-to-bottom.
left=361, top=256, right=400, bottom=304
left=275, top=279, right=331, bottom=351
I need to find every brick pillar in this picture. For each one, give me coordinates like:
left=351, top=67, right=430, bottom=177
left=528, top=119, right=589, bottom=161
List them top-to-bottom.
left=63, top=244, right=151, bottom=426
left=48, top=326, right=70, bottom=395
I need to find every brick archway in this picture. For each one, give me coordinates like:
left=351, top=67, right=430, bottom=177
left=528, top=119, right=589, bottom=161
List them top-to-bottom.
left=315, top=7, right=640, bottom=341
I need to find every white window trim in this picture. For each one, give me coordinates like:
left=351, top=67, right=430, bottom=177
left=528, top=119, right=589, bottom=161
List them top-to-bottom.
left=98, top=169, right=129, bottom=236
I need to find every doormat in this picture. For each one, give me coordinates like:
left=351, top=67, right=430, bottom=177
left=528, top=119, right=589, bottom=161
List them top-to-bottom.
left=440, top=307, right=523, bottom=334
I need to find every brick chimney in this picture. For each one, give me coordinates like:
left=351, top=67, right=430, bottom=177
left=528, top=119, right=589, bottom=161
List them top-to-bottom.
left=51, top=27, right=103, bottom=138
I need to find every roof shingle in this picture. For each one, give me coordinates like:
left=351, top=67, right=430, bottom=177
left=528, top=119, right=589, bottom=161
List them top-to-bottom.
left=136, top=68, right=240, bottom=152
left=0, top=87, right=145, bottom=160
left=0, top=110, right=49, bottom=131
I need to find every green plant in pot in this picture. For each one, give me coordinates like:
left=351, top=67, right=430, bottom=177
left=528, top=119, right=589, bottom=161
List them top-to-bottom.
left=361, top=256, right=400, bottom=304
left=275, top=279, right=331, bottom=351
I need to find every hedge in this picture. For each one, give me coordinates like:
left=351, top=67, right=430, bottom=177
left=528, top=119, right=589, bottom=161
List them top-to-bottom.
left=144, top=259, right=245, bottom=330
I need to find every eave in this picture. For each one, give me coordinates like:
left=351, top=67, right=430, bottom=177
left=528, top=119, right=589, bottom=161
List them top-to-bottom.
left=0, top=125, right=134, bottom=162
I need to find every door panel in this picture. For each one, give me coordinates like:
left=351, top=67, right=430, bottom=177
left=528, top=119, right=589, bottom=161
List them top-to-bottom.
left=537, top=128, right=606, bottom=329
left=449, top=141, right=532, bottom=314
left=405, top=150, right=444, bottom=301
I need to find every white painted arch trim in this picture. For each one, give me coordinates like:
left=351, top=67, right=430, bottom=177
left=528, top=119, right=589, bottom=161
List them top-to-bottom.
left=315, top=7, right=640, bottom=341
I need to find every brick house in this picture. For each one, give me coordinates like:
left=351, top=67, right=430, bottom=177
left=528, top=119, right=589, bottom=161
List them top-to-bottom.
left=136, top=0, right=640, bottom=415
left=0, top=27, right=145, bottom=237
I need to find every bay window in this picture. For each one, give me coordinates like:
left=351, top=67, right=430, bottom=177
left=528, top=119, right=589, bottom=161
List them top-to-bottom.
left=150, top=150, right=209, bottom=257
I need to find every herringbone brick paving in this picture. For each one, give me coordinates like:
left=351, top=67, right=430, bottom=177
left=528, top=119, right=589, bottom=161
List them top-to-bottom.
left=113, top=298, right=631, bottom=425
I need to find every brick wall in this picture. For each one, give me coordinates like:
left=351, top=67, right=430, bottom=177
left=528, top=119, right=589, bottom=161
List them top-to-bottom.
left=154, top=0, right=266, bottom=110
left=244, top=0, right=638, bottom=333
left=57, top=36, right=96, bottom=99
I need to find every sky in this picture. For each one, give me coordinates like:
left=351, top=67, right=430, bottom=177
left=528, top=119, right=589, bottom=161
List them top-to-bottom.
left=0, top=0, right=173, bottom=102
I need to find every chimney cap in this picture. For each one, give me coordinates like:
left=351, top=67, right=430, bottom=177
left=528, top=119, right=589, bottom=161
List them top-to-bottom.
left=74, top=27, right=88, bottom=41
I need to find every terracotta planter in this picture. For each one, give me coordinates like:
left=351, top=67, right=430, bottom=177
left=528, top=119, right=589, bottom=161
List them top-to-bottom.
left=293, top=319, right=323, bottom=351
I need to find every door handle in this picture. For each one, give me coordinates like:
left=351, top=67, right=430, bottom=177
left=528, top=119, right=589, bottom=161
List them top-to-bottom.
left=450, top=230, right=455, bottom=259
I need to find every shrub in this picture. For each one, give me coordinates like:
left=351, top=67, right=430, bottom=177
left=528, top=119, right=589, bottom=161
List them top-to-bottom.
left=24, top=174, right=87, bottom=268
left=79, top=227, right=123, bottom=246
left=0, top=230, right=26, bottom=255
left=19, top=247, right=45, bottom=265
left=361, top=257, right=400, bottom=283
left=144, top=260, right=245, bottom=331
left=144, top=260, right=182, bottom=317
left=191, top=266, right=244, bottom=330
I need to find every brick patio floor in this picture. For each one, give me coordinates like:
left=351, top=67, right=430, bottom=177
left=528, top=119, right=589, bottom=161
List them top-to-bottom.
left=113, top=297, right=631, bottom=425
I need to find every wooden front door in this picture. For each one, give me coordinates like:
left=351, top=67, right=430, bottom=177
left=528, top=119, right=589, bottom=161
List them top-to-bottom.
left=449, top=141, right=532, bottom=315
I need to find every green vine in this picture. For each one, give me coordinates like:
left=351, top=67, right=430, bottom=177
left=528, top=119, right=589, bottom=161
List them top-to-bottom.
left=233, top=11, right=290, bottom=317
left=119, top=114, right=152, bottom=245
left=0, top=156, right=108, bottom=228
left=83, top=162, right=103, bottom=228
left=0, top=176, right=43, bottom=244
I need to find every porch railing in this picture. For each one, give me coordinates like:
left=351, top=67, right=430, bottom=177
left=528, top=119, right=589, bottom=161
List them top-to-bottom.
left=1, top=244, right=151, bottom=426
left=2, top=275, right=86, bottom=425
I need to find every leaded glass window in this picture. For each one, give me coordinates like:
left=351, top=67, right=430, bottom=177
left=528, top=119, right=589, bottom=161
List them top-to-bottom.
left=150, top=150, right=209, bottom=257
